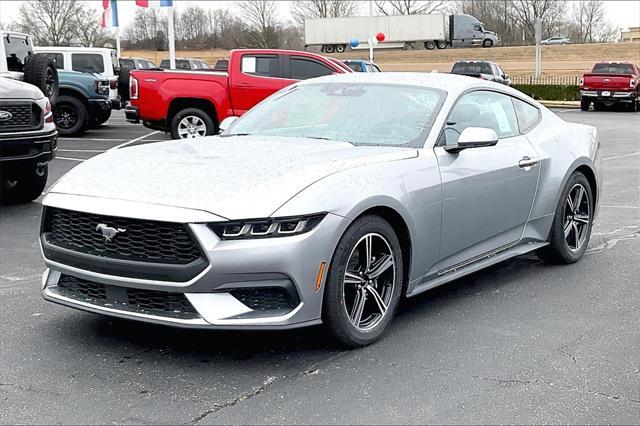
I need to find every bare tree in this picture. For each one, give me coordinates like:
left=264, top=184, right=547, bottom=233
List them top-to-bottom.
left=17, top=0, right=84, bottom=45
left=238, top=0, right=281, bottom=48
left=291, top=0, right=361, bottom=26
left=375, top=0, right=446, bottom=15
left=510, top=0, right=567, bottom=42
left=569, top=0, right=615, bottom=43
left=72, top=7, right=113, bottom=47
left=124, top=8, right=169, bottom=50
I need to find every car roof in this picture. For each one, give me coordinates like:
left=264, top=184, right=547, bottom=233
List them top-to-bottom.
left=36, top=46, right=116, bottom=53
left=297, top=72, right=524, bottom=98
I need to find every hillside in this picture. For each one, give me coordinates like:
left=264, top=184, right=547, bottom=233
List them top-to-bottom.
left=124, top=42, right=640, bottom=78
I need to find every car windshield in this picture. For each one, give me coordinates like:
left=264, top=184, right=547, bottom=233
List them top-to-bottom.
left=592, top=63, right=635, bottom=74
left=226, top=83, right=444, bottom=147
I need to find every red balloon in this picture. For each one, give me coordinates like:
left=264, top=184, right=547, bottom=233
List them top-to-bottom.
left=376, top=32, right=385, bottom=42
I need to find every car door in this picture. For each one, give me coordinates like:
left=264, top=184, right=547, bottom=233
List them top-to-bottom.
left=229, top=53, right=285, bottom=115
left=432, top=90, right=540, bottom=272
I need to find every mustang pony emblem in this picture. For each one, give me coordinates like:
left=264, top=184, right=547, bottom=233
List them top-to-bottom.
left=96, top=223, right=126, bottom=242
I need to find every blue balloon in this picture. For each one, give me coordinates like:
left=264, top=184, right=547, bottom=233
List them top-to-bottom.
left=349, top=38, right=359, bottom=48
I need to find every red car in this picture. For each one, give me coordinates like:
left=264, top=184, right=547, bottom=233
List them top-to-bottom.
left=125, top=49, right=352, bottom=139
left=580, top=61, right=639, bottom=111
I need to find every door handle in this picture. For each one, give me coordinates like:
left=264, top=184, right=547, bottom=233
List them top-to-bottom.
left=237, top=82, right=252, bottom=88
left=518, top=156, right=539, bottom=169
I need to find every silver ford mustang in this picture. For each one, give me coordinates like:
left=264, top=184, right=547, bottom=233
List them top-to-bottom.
left=40, top=73, right=601, bottom=347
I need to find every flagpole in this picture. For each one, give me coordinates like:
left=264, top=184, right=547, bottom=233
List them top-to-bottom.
left=167, top=5, right=176, bottom=69
left=116, top=26, right=121, bottom=57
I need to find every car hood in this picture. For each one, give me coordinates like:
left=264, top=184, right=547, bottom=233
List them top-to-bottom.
left=0, top=76, right=45, bottom=100
left=49, top=135, right=417, bottom=220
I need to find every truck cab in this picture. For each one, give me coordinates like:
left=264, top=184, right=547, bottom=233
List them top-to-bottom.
left=450, top=14, right=501, bottom=48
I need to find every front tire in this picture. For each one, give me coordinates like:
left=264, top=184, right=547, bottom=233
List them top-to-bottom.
left=482, top=39, right=494, bottom=48
left=53, top=95, right=88, bottom=136
left=169, top=107, right=216, bottom=139
left=0, top=162, right=48, bottom=205
left=538, top=172, right=593, bottom=264
left=323, top=215, right=404, bottom=347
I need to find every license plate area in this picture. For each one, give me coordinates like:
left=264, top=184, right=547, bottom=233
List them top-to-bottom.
left=601, top=91, right=611, bottom=97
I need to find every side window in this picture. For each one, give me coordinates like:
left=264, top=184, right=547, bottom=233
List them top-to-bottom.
left=473, top=25, right=482, bottom=32
left=4, top=36, right=31, bottom=72
left=42, top=53, right=64, bottom=69
left=72, top=53, right=104, bottom=73
left=241, top=55, right=279, bottom=77
left=290, top=57, right=333, bottom=80
left=496, top=65, right=505, bottom=77
left=445, top=91, right=520, bottom=145
left=512, top=98, right=541, bottom=133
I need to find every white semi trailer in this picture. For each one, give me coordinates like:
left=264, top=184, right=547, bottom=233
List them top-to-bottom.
left=304, top=14, right=500, bottom=53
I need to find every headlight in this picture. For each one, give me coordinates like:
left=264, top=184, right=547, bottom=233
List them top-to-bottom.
left=96, top=81, right=110, bottom=96
left=209, top=213, right=326, bottom=240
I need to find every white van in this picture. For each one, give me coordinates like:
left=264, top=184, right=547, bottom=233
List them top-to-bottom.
left=34, top=46, right=121, bottom=109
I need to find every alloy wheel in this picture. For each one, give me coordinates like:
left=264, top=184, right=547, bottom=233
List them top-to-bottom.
left=54, top=105, right=78, bottom=129
left=178, top=115, right=207, bottom=138
left=563, top=183, right=591, bottom=251
left=342, top=233, right=396, bottom=331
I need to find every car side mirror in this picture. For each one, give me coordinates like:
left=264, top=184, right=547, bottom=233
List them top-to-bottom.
left=219, top=116, right=238, bottom=134
left=444, top=127, right=499, bottom=153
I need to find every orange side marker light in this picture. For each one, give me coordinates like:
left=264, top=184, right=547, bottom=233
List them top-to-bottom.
left=315, top=262, right=327, bottom=292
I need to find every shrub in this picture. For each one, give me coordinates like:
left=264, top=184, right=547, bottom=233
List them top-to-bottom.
left=513, top=84, right=580, bottom=101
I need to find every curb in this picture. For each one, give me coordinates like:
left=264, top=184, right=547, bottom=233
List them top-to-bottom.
left=539, top=101, right=581, bottom=109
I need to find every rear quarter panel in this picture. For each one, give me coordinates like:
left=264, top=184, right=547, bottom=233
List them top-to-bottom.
left=525, top=108, right=601, bottom=236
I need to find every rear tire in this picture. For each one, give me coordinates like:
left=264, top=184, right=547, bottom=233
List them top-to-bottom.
left=424, top=40, right=436, bottom=50
left=436, top=40, right=447, bottom=49
left=335, top=44, right=346, bottom=53
left=325, top=45, right=335, bottom=53
left=24, top=53, right=59, bottom=104
left=53, top=95, right=88, bottom=136
left=580, top=98, right=590, bottom=111
left=169, top=107, right=216, bottom=139
left=0, top=162, right=48, bottom=205
left=538, top=172, right=593, bottom=264
left=322, top=215, right=404, bottom=348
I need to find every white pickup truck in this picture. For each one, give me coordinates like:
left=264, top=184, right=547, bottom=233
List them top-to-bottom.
left=0, top=31, right=58, bottom=204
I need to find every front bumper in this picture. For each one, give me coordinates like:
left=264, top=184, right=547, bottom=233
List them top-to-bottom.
left=88, top=98, right=111, bottom=115
left=0, top=125, right=57, bottom=163
left=40, top=195, right=350, bottom=329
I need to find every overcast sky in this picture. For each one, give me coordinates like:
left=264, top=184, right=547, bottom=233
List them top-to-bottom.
left=1, top=0, right=639, bottom=32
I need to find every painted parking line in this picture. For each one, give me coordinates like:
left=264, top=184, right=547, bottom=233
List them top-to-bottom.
left=553, top=109, right=577, bottom=113
left=108, top=131, right=160, bottom=151
left=59, top=138, right=127, bottom=142
left=57, top=149, right=106, bottom=153
left=603, top=152, right=639, bottom=161
left=55, top=156, right=85, bottom=162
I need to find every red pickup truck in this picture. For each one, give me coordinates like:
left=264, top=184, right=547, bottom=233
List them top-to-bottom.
left=125, top=49, right=352, bottom=138
left=579, top=61, right=639, bottom=111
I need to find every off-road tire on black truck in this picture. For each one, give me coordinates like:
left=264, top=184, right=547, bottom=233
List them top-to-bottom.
left=24, top=54, right=59, bottom=104
left=53, top=95, right=89, bottom=136
left=91, top=109, right=112, bottom=128
left=0, top=162, right=48, bottom=205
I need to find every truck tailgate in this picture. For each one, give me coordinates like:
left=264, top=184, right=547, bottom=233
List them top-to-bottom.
left=582, top=74, right=634, bottom=90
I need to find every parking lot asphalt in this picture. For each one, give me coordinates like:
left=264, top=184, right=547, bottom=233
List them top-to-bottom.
left=1, top=109, right=638, bottom=424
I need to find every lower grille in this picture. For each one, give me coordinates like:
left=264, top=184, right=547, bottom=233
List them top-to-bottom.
left=0, top=102, right=42, bottom=132
left=55, top=275, right=199, bottom=320
left=230, top=287, right=296, bottom=312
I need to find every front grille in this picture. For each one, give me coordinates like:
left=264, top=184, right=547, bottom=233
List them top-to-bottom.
left=0, top=102, right=42, bottom=132
left=43, top=208, right=202, bottom=265
left=56, top=275, right=199, bottom=320
left=230, top=287, right=296, bottom=312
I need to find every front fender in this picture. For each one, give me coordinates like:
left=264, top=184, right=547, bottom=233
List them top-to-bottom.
left=272, top=151, right=443, bottom=283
